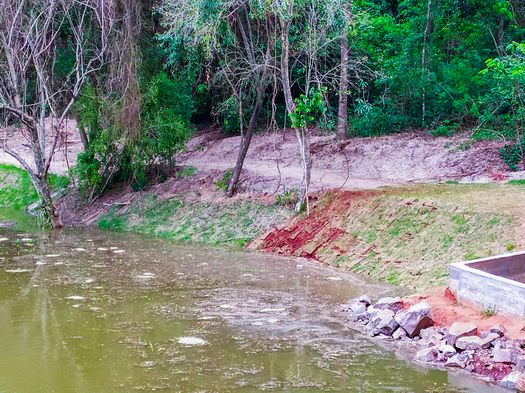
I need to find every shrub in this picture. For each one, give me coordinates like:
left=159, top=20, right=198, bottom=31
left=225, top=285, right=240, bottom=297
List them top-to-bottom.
left=500, top=141, right=525, bottom=171
left=215, top=170, right=233, bottom=191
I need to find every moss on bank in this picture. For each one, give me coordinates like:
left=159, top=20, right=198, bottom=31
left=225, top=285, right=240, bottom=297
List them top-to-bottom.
left=98, top=193, right=292, bottom=247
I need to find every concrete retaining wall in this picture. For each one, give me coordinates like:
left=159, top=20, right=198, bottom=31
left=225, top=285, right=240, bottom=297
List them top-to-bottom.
left=449, top=252, right=525, bottom=317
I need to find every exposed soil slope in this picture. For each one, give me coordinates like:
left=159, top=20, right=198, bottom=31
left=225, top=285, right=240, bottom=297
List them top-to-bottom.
left=179, top=128, right=522, bottom=193
left=251, top=185, right=525, bottom=291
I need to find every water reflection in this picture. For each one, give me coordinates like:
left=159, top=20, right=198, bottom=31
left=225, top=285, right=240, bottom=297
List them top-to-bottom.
left=0, top=229, right=506, bottom=392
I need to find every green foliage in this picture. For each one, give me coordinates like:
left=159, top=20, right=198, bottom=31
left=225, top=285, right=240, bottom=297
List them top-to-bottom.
left=73, top=69, right=194, bottom=198
left=141, top=72, right=194, bottom=170
left=289, top=88, right=327, bottom=129
left=349, top=101, right=410, bottom=137
left=430, top=120, right=458, bottom=137
left=500, top=142, right=525, bottom=172
left=0, top=164, right=68, bottom=210
left=176, top=166, right=198, bottom=178
left=215, top=170, right=232, bottom=191
left=508, top=179, right=525, bottom=186
left=275, top=189, right=298, bottom=206
left=97, top=193, right=292, bottom=247
left=98, top=206, right=128, bottom=231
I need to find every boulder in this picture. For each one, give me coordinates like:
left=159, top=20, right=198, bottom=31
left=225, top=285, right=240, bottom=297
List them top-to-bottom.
left=375, top=297, right=404, bottom=313
left=394, top=301, right=434, bottom=338
left=349, top=302, right=367, bottom=314
left=353, top=306, right=378, bottom=323
left=369, top=309, right=399, bottom=336
left=446, top=322, right=478, bottom=346
left=392, top=327, right=408, bottom=340
left=420, top=327, right=439, bottom=340
left=455, top=334, right=498, bottom=351
left=414, top=346, right=439, bottom=363
left=493, top=348, right=513, bottom=364
left=445, top=353, right=470, bottom=368
left=501, top=371, right=525, bottom=390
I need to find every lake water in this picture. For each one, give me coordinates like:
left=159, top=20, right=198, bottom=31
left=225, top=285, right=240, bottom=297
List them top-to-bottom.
left=0, top=228, right=505, bottom=392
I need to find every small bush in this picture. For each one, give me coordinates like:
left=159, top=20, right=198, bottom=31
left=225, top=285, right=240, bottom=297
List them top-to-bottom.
left=349, top=103, right=410, bottom=137
left=430, top=121, right=457, bottom=137
left=500, top=141, right=525, bottom=171
left=176, top=166, right=197, bottom=178
left=215, top=170, right=232, bottom=191
left=275, top=190, right=298, bottom=206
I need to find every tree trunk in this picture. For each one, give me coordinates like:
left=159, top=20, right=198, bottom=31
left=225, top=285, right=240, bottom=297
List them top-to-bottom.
left=421, top=0, right=432, bottom=126
left=279, top=4, right=313, bottom=214
left=337, top=34, right=349, bottom=140
left=227, top=64, right=270, bottom=196
left=78, top=123, right=90, bottom=151
left=29, top=125, right=63, bottom=229
left=295, top=127, right=312, bottom=213
left=29, top=173, right=63, bottom=229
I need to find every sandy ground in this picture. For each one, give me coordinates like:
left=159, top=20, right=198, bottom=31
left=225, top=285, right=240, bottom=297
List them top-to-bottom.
left=0, top=119, right=82, bottom=175
left=2, top=122, right=524, bottom=188
left=408, top=288, right=525, bottom=340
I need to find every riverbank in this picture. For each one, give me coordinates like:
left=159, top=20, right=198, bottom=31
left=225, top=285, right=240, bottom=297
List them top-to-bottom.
left=3, top=138, right=525, bottom=389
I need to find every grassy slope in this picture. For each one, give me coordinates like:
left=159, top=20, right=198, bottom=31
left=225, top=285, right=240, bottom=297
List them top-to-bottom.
left=0, top=164, right=69, bottom=228
left=255, top=183, right=525, bottom=291
left=98, top=193, right=292, bottom=247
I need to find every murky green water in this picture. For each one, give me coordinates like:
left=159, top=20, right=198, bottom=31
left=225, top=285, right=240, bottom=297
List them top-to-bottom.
left=0, top=228, right=505, bottom=392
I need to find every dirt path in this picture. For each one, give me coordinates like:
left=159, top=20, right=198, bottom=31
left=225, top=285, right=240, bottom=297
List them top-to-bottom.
left=0, top=119, right=82, bottom=175
left=2, top=123, right=524, bottom=191
left=179, top=128, right=523, bottom=193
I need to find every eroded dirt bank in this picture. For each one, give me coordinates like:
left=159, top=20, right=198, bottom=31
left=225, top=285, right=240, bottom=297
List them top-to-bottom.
left=251, top=186, right=525, bottom=291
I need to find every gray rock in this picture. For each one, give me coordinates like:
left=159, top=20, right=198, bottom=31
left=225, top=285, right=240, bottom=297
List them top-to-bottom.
left=354, top=295, right=371, bottom=306
left=375, top=297, right=404, bottom=313
left=394, top=301, right=434, bottom=338
left=349, top=302, right=367, bottom=314
left=369, top=309, right=399, bottom=336
left=446, top=322, right=477, bottom=346
left=490, top=325, right=507, bottom=337
left=392, top=327, right=407, bottom=340
left=420, top=327, right=439, bottom=340
left=455, top=335, right=497, bottom=351
left=438, top=343, right=457, bottom=356
left=414, top=346, right=439, bottom=363
left=493, top=348, right=513, bottom=363
left=445, top=353, right=470, bottom=368
left=516, top=356, right=525, bottom=372
left=501, top=371, right=525, bottom=390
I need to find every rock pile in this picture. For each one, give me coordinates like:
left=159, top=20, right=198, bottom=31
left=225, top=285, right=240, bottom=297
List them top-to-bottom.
left=341, top=295, right=525, bottom=391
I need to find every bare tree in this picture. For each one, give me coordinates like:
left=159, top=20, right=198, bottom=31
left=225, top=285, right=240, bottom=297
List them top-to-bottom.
left=0, top=0, right=116, bottom=227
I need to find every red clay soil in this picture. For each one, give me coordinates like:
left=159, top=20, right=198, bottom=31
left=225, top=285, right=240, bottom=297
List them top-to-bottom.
left=255, top=190, right=375, bottom=259
left=407, top=287, right=525, bottom=340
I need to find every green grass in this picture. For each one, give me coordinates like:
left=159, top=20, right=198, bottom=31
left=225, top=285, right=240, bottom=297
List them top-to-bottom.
left=0, top=164, right=69, bottom=228
left=0, top=164, right=69, bottom=210
left=176, top=165, right=197, bottom=178
left=508, top=179, right=525, bottom=185
left=278, top=183, right=525, bottom=291
left=98, top=193, right=292, bottom=247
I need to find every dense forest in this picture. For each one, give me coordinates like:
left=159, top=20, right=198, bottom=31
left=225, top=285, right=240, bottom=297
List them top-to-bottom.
left=0, top=0, right=524, bottom=226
